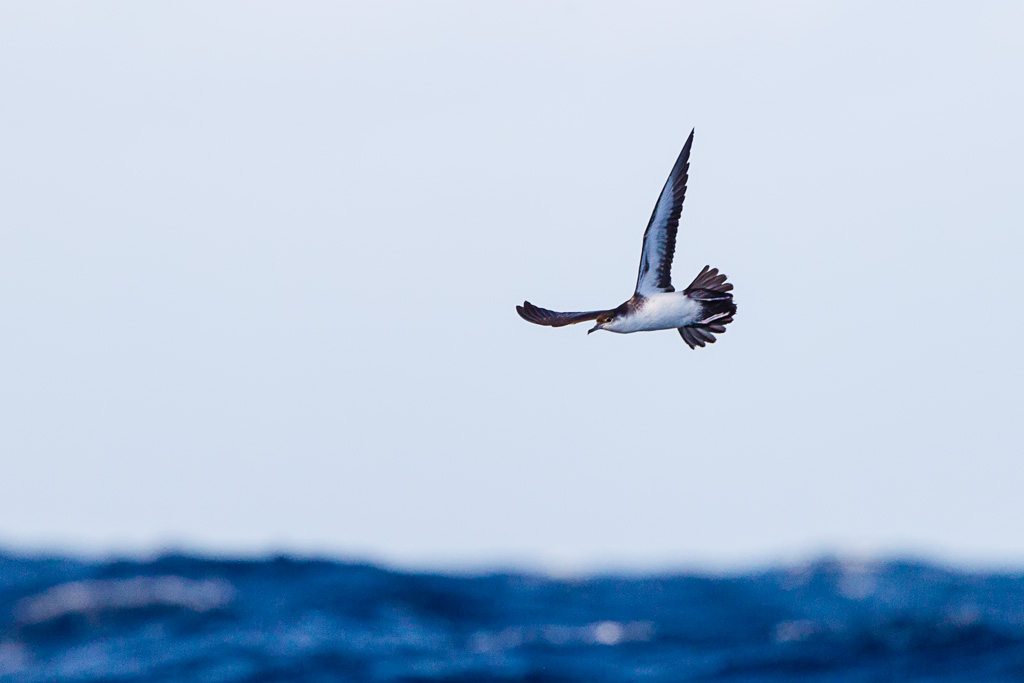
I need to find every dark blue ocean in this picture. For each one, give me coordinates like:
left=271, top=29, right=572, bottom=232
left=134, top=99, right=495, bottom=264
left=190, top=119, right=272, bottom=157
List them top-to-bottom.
left=1, top=553, right=1022, bottom=682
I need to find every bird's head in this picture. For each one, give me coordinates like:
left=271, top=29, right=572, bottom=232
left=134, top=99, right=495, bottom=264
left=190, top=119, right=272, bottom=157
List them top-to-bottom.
left=588, top=311, right=618, bottom=334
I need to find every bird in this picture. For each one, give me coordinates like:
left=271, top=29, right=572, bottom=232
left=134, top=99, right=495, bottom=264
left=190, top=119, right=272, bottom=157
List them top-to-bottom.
left=516, top=129, right=736, bottom=349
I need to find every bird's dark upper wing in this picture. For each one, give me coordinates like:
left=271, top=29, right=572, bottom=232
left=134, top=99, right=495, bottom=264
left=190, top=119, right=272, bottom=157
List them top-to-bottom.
left=634, top=129, right=694, bottom=297
left=516, top=301, right=605, bottom=328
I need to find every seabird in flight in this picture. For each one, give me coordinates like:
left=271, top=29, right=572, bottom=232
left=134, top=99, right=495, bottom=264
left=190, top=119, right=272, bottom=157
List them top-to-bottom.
left=516, top=129, right=736, bottom=349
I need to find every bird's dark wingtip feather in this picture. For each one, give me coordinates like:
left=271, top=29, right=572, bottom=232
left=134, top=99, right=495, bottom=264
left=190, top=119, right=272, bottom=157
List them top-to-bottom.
left=516, top=302, right=605, bottom=328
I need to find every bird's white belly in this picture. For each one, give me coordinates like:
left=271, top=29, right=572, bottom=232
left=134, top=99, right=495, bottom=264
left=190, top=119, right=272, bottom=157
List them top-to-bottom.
left=614, top=293, right=702, bottom=333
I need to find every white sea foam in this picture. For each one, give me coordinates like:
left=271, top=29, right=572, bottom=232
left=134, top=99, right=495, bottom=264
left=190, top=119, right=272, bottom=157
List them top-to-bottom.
left=15, top=576, right=235, bottom=625
left=470, top=620, right=654, bottom=653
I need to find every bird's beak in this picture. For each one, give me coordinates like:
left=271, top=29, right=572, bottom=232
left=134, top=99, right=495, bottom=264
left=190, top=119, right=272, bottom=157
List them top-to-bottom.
left=587, top=324, right=600, bottom=335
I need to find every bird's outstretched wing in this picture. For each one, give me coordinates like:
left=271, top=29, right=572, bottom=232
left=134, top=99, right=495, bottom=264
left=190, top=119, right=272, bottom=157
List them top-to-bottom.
left=634, top=129, right=694, bottom=297
left=516, top=301, right=605, bottom=327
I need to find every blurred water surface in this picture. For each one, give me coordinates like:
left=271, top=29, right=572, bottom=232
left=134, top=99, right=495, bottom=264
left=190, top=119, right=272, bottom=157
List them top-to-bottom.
left=0, top=553, right=1022, bottom=681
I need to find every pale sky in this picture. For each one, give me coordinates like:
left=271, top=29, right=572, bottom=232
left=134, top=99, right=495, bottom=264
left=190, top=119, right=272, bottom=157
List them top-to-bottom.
left=1, top=1, right=1022, bottom=571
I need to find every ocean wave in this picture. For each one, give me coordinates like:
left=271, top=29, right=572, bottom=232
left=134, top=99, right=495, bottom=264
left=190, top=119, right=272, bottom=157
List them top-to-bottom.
left=0, top=554, right=1022, bottom=681
left=14, top=576, right=234, bottom=625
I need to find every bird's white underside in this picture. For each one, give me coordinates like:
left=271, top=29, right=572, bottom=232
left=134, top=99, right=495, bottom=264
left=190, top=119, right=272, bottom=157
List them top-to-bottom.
left=600, top=293, right=703, bottom=333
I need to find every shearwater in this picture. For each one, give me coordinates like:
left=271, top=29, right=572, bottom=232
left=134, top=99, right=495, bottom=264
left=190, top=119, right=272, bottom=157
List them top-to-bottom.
left=516, top=129, right=736, bottom=349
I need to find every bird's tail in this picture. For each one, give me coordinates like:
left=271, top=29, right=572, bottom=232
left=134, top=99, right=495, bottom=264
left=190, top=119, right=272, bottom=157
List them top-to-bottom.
left=678, top=266, right=736, bottom=349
